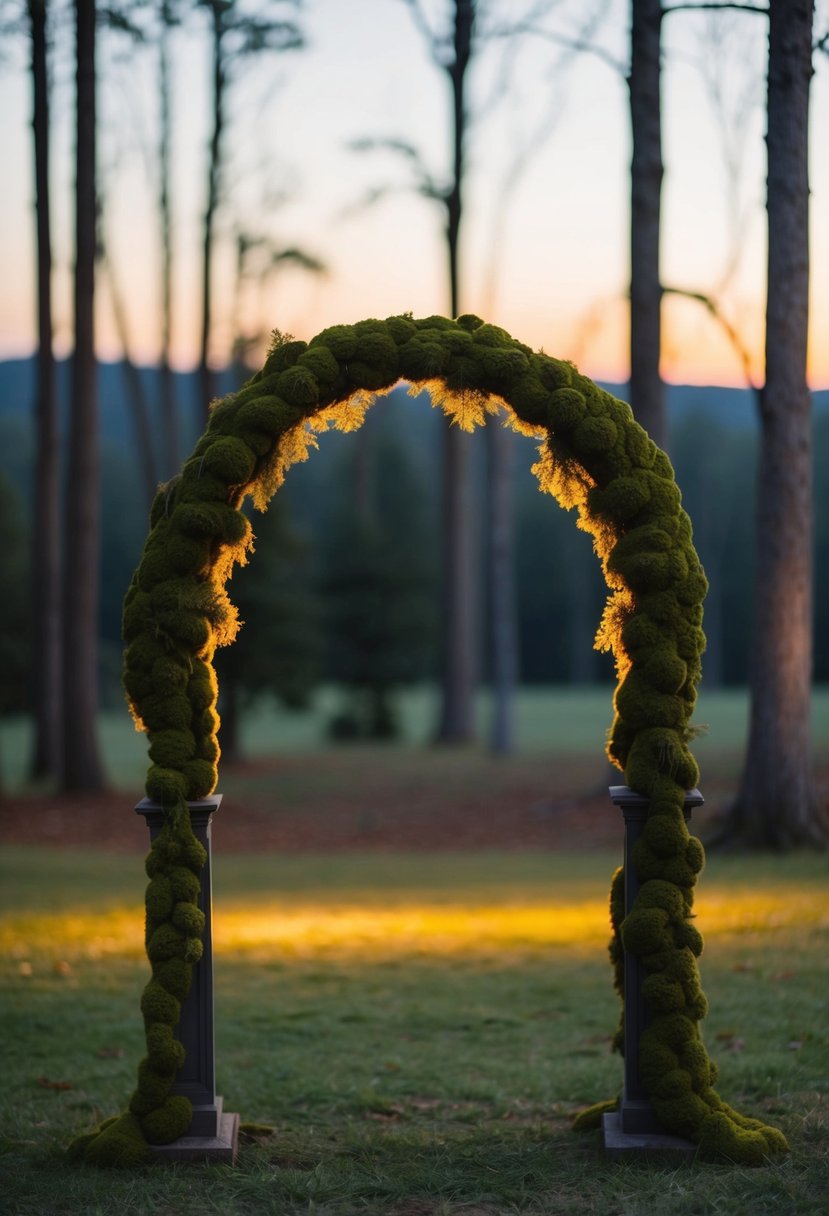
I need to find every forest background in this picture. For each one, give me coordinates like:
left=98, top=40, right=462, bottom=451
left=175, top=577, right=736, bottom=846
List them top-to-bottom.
left=1, top=0, right=828, bottom=844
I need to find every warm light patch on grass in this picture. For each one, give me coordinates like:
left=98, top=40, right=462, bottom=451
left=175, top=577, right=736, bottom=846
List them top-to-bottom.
left=2, top=885, right=827, bottom=966
left=214, top=899, right=609, bottom=958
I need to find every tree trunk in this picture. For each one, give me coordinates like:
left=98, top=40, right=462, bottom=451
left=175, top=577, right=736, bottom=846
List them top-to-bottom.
left=28, top=0, right=62, bottom=781
left=62, top=0, right=104, bottom=792
left=436, top=0, right=477, bottom=743
left=629, top=0, right=665, bottom=451
left=729, top=0, right=824, bottom=847
left=159, top=3, right=180, bottom=478
left=199, top=7, right=224, bottom=422
left=100, top=227, right=158, bottom=512
left=486, top=418, right=517, bottom=753
left=562, top=526, right=598, bottom=684
left=218, top=676, right=240, bottom=763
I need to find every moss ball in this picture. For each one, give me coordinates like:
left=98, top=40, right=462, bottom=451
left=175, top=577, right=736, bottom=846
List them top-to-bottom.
left=384, top=314, right=418, bottom=345
left=313, top=323, right=357, bottom=360
left=349, top=329, right=400, bottom=389
left=399, top=338, right=450, bottom=380
left=297, top=345, right=341, bottom=396
left=478, top=346, right=530, bottom=390
left=536, top=356, right=573, bottom=394
left=277, top=366, right=320, bottom=409
left=507, top=373, right=550, bottom=425
left=572, top=414, right=618, bottom=457
left=203, top=436, right=257, bottom=485
left=588, top=476, right=651, bottom=525
left=642, top=648, right=688, bottom=694
left=148, top=729, right=196, bottom=770
left=184, top=758, right=217, bottom=799
left=145, top=765, right=189, bottom=805
left=178, top=835, right=208, bottom=872
left=168, top=865, right=201, bottom=902
left=145, top=875, right=174, bottom=923
left=172, top=901, right=206, bottom=936
left=621, top=906, right=670, bottom=956
left=147, top=924, right=187, bottom=964
left=155, top=957, right=192, bottom=1003
left=642, top=973, right=687, bottom=1014
left=140, top=978, right=180, bottom=1026
left=146, top=1023, right=186, bottom=1074
left=140, top=1095, right=193, bottom=1145
left=81, top=1112, right=151, bottom=1167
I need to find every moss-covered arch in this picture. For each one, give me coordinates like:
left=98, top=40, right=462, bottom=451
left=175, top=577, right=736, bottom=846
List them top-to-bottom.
left=70, top=314, right=787, bottom=1166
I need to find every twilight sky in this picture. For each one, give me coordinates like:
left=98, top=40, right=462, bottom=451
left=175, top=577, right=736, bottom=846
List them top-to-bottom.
left=1, top=0, right=827, bottom=388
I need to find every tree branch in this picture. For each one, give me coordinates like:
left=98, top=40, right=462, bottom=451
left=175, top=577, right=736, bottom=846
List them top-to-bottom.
left=399, top=0, right=450, bottom=67
left=662, top=3, right=768, bottom=15
left=501, top=23, right=626, bottom=75
left=348, top=136, right=444, bottom=201
left=662, top=285, right=759, bottom=395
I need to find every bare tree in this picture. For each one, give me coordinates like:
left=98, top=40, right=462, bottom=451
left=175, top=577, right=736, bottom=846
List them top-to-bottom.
left=27, top=0, right=62, bottom=781
left=62, top=0, right=105, bottom=791
left=158, top=0, right=180, bottom=477
left=197, top=0, right=302, bottom=420
left=353, top=0, right=480, bottom=742
left=437, top=0, right=478, bottom=744
left=629, top=0, right=666, bottom=449
left=727, top=0, right=826, bottom=847
left=98, top=202, right=159, bottom=512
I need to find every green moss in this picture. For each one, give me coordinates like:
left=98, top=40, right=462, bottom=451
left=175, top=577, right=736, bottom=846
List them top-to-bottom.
left=349, top=329, right=399, bottom=388
left=398, top=338, right=450, bottom=380
left=297, top=345, right=341, bottom=395
left=277, top=366, right=320, bottom=408
left=203, top=436, right=257, bottom=484
left=147, top=728, right=196, bottom=770
left=183, top=758, right=217, bottom=799
left=145, top=765, right=189, bottom=805
left=164, top=866, right=199, bottom=904
left=145, top=875, right=174, bottom=923
left=172, top=901, right=205, bottom=936
left=146, top=923, right=187, bottom=963
left=154, top=957, right=191, bottom=1002
left=140, top=978, right=180, bottom=1026
left=145, top=1023, right=186, bottom=1075
left=140, top=1095, right=193, bottom=1145
left=572, top=1096, right=618, bottom=1132
left=74, top=1112, right=151, bottom=1167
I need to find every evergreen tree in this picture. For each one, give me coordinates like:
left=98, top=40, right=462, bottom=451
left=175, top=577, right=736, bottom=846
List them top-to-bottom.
left=323, top=432, right=437, bottom=741
left=213, top=496, right=321, bottom=760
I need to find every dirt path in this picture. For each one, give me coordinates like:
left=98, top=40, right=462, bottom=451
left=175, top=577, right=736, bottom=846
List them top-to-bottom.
left=0, top=748, right=756, bottom=853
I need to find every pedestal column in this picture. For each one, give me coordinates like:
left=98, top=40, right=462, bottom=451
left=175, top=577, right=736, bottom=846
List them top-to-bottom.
left=602, top=784, right=703, bottom=1158
left=135, top=795, right=239, bottom=1164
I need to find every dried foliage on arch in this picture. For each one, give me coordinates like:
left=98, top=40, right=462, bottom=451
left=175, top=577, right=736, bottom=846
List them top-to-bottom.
left=70, top=314, right=786, bottom=1166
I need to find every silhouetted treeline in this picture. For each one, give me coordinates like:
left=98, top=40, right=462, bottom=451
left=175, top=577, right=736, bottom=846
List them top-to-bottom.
left=1, top=362, right=828, bottom=724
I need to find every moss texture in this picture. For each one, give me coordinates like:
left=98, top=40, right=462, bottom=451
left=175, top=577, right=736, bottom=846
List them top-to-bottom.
left=71, top=315, right=786, bottom=1166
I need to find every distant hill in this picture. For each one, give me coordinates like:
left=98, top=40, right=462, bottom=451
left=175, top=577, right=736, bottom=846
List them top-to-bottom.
left=1, top=354, right=826, bottom=514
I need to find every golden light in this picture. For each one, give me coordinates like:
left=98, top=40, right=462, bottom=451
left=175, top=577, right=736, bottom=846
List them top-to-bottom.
left=3, top=886, right=827, bottom=965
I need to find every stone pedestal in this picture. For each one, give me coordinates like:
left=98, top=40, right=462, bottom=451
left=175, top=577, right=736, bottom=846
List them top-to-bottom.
left=603, top=784, right=703, bottom=1159
left=135, top=795, right=239, bottom=1164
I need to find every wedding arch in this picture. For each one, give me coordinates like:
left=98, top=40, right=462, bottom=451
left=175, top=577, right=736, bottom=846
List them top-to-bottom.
left=70, top=314, right=786, bottom=1167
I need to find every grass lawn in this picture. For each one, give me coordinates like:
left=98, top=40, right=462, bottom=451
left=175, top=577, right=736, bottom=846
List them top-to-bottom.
left=2, top=685, right=829, bottom=794
left=1, top=848, right=827, bottom=1214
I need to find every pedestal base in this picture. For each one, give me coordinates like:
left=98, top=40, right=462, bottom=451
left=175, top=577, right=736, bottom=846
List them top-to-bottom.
left=148, top=1111, right=240, bottom=1165
left=602, top=1111, right=696, bottom=1161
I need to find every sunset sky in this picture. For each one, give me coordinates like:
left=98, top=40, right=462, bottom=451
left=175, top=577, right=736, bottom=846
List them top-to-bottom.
left=1, top=0, right=828, bottom=389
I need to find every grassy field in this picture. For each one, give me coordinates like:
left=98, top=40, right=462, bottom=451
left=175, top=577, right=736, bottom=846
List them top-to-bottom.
left=2, top=684, right=829, bottom=795
left=1, top=848, right=827, bottom=1215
